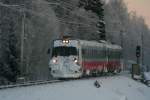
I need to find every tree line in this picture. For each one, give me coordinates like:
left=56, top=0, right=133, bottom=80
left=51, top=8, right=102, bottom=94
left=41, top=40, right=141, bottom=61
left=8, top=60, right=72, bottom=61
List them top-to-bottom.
left=0, top=0, right=150, bottom=84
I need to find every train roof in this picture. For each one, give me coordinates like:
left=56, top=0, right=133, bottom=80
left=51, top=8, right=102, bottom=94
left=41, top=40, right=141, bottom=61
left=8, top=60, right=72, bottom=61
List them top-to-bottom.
left=53, top=39, right=122, bottom=50
left=79, top=40, right=122, bottom=50
left=79, top=40, right=104, bottom=47
left=106, top=44, right=122, bottom=50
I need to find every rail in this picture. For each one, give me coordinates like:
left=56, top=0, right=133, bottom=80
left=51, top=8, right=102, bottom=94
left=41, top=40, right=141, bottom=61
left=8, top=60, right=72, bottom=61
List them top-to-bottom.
left=0, top=80, right=64, bottom=90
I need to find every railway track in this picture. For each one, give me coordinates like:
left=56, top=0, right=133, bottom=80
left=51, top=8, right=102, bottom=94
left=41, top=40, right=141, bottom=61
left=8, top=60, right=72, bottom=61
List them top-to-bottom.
left=0, top=73, right=119, bottom=90
left=0, top=77, right=102, bottom=90
left=0, top=79, right=65, bottom=90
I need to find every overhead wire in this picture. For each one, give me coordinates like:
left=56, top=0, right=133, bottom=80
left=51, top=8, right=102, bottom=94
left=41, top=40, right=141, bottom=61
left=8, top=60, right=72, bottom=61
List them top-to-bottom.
left=30, top=0, right=98, bottom=25
left=53, top=0, right=98, bottom=23
left=0, top=1, right=97, bottom=28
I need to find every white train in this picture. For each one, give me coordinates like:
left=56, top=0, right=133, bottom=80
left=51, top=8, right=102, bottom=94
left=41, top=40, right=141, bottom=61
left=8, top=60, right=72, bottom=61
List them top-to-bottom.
left=49, top=38, right=122, bottom=78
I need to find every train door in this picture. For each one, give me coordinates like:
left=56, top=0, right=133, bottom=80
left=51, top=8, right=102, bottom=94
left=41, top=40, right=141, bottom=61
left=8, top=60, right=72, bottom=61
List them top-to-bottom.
left=78, top=43, right=82, bottom=69
left=106, top=47, right=111, bottom=73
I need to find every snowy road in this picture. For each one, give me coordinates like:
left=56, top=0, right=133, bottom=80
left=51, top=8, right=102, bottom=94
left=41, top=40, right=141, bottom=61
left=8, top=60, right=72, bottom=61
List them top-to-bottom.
left=0, top=75, right=150, bottom=100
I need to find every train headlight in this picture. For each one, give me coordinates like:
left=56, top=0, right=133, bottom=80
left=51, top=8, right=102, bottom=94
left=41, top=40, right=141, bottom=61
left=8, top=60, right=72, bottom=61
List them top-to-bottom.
left=62, top=40, right=69, bottom=44
left=62, top=40, right=66, bottom=43
left=65, top=40, right=69, bottom=44
left=73, top=58, right=78, bottom=64
left=52, top=59, right=57, bottom=63
left=74, top=59, right=78, bottom=63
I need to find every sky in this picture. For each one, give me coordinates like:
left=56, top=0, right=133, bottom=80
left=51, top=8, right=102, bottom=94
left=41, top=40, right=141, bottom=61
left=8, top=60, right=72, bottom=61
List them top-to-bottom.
left=124, top=0, right=150, bottom=28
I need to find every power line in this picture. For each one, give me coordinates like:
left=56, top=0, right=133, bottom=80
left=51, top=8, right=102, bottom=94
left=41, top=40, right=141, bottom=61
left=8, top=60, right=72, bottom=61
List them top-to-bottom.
left=30, top=0, right=97, bottom=22
left=45, top=0, right=98, bottom=23
left=54, top=0, right=77, bottom=9
left=0, top=1, right=98, bottom=25
left=0, top=2, right=96, bottom=27
left=0, top=2, right=23, bottom=7
left=57, top=18, right=91, bottom=27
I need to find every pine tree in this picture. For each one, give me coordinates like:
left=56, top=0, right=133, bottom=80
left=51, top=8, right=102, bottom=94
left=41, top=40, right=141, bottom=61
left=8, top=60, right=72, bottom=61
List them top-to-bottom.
left=78, top=0, right=106, bottom=40
left=0, top=11, right=20, bottom=82
left=7, top=22, right=20, bottom=82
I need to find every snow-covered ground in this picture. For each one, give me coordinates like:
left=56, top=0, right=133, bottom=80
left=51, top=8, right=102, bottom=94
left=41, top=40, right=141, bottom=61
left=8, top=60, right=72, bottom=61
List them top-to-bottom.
left=143, top=72, right=150, bottom=81
left=0, top=74, right=150, bottom=100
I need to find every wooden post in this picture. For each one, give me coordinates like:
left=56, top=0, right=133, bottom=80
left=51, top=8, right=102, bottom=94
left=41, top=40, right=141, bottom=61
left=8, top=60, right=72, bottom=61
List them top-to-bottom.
left=21, top=7, right=25, bottom=76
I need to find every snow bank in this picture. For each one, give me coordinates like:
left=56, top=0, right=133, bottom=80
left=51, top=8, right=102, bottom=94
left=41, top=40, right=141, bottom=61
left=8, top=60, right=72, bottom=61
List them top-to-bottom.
left=143, top=72, right=150, bottom=81
left=0, top=75, right=150, bottom=100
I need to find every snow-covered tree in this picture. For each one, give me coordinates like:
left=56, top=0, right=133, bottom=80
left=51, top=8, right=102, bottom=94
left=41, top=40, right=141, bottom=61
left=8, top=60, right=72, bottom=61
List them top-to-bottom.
left=20, top=0, right=59, bottom=81
left=52, top=0, right=99, bottom=40
left=79, top=0, right=105, bottom=40
left=104, top=0, right=150, bottom=68
left=0, top=7, right=20, bottom=82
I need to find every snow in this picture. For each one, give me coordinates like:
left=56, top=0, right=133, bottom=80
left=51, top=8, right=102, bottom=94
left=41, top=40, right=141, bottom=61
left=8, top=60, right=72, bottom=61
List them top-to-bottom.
left=50, top=56, right=82, bottom=78
left=143, top=72, right=150, bottom=81
left=0, top=75, right=150, bottom=100
left=133, top=75, right=142, bottom=79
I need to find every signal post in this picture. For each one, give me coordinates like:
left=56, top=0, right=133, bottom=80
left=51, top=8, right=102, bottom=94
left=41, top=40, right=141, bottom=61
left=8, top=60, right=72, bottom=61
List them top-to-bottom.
left=131, top=45, right=141, bottom=79
left=136, top=45, right=141, bottom=65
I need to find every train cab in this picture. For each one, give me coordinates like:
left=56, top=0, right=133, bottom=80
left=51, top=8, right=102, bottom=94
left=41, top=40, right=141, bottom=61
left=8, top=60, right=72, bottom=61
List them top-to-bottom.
left=49, top=39, right=82, bottom=78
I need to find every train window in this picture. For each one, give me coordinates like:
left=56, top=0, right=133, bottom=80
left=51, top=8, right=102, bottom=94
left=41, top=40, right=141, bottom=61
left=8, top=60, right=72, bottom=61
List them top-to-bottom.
left=52, top=46, right=77, bottom=57
left=82, top=47, right=90, bottom=58
left=82, top=49, right=85, bottom=55
left=93, top=49, right=97, bottom=57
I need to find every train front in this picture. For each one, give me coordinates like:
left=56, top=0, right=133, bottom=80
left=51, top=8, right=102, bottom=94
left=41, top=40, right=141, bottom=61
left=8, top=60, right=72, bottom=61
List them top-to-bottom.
left=49, top=39, right=82, bottom=78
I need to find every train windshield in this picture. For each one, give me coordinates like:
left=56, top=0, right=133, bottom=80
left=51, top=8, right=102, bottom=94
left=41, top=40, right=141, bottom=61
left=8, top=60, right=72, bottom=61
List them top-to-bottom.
left=52, top=46, right=78, bottom=57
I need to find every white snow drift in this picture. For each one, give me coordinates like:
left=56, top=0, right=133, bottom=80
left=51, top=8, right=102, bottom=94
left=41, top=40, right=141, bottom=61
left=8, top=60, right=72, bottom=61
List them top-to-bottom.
left=0, top=75, right=150, bottom=100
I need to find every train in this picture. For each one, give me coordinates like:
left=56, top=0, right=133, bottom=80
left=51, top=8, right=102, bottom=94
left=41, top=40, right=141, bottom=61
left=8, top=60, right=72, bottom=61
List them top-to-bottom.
left=49, top=38, right=122, bottom=78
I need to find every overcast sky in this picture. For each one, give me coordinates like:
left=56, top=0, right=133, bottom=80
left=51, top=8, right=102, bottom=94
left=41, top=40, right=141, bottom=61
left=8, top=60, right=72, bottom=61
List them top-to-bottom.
left=124, top=0, right=150, bottom=28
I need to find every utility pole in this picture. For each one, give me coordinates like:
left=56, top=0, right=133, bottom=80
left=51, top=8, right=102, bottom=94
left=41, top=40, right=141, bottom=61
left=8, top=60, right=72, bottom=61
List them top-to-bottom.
left=20, top=6, right=25, bottom=76
left=120, top=30, right=124, bottom=70
left=120, top=30, right=123, bottom=48
left=141, top=32, right=144, bottom=66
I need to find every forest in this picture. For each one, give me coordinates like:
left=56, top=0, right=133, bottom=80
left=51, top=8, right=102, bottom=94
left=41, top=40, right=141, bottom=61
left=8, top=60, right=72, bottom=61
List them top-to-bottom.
left=0, top=0, right=150, bottom=84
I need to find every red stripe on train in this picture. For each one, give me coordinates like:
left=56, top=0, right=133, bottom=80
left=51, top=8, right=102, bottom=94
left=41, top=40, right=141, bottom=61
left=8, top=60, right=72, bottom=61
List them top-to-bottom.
left=82, top=61, right=121, bottom=70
